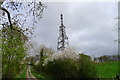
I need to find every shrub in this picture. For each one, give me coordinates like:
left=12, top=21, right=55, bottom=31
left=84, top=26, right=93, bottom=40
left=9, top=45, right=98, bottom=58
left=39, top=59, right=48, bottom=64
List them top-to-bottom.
left=2, top=25, right=28, bottom=78
left=41, top=48, right=97, bottom=79
left=76, top=54, right=97, bottom=78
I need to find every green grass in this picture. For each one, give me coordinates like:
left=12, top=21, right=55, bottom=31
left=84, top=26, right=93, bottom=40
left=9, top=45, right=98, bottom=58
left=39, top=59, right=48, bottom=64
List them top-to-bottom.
left=15, top=61, right=118, bottom=79
left=95, top=61, right=119, bottom=78
left=15, top=64, right=27, bottom=79
left=31, top=66, right=46, bottom=80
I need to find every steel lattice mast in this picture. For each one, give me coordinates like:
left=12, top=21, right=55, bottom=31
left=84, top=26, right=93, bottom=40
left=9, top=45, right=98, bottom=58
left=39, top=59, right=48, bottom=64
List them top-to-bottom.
left=57, top=14, right=69, bottom=51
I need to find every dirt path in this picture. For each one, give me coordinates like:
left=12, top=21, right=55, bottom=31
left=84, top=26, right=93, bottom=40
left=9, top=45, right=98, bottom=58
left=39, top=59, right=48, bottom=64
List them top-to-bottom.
left=26, top=65, right=38, bottom=80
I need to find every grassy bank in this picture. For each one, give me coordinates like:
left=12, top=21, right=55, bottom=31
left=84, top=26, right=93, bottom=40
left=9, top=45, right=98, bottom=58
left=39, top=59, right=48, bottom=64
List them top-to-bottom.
left=95, top=61, right=119, bottom=78
left=15, top=64, right=27, bottom=78
left=31, top=66, right=46, bottom=80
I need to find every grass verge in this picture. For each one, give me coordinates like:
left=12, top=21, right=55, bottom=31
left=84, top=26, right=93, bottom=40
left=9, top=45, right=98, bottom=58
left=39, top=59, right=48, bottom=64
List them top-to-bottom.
left=95, top=61, right=119, bottom=78
left=15, top=64, right=27, bottom=78
left=31, top=66, right=46, bottom=80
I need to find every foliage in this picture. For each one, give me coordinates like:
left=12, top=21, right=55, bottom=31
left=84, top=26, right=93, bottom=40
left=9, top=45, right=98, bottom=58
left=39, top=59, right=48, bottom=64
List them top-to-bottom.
left=0, top=0, right=45, bottom=78
left=1, top=25, right=28, bottom=78
left=34, top=45, right=55, bottom=66
left=37, top=45, right=55, bottom=57
left=35, top=47, right=97, bottom=79
left=43, top=47, right=78, bottom=66
left=77, top=54, right=97, bottom=78
left=15, top=64, right=27, bottom=78
left=31, top=66, right=46, bottom=80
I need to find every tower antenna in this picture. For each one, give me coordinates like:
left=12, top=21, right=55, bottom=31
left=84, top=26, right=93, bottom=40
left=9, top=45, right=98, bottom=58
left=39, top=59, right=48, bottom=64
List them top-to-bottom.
left=57, top=14, right=69, bottom=51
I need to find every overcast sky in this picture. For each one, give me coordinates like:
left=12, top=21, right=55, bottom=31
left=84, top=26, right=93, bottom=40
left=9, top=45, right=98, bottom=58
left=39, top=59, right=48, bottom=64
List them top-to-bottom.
left=31, top=2, right=118, bottom=57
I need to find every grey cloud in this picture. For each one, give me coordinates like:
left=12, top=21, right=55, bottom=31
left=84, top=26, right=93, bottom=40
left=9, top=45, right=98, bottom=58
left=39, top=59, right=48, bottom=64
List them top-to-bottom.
left=31, top=2, right=118, bottom=57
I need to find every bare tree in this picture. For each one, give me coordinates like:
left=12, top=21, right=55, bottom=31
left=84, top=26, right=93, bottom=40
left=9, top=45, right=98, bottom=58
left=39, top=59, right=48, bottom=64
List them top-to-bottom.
left=0, top=0, right=46, bottom=33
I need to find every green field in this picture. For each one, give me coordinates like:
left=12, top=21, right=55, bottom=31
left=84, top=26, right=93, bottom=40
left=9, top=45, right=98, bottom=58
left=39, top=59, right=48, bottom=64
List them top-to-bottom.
left=95, top=61, right=119, bottom=78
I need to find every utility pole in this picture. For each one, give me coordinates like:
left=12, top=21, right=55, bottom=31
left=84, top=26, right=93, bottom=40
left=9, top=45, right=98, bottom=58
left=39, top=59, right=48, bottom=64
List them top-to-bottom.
left=57, top=14, right=69, bottom=51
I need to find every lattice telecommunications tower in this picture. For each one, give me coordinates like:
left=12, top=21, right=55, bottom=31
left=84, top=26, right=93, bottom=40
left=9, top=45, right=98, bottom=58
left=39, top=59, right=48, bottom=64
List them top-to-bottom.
left=57, top=14, right=69, bottom=51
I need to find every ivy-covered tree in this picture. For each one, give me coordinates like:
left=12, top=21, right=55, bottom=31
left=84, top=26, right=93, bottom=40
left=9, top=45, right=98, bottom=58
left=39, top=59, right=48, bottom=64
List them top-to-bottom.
left=0, top=0, right=46, bottom=78
left=1, top=24, right=29, bottom=78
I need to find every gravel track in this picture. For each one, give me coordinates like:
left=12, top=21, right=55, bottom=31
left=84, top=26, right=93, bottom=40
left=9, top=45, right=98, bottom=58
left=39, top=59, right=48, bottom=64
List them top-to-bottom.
left=26, top=65, right=38, bottom=80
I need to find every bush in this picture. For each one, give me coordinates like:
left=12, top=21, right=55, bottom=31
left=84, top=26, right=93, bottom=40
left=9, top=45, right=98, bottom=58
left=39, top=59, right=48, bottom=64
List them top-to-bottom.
left=2, top=25, right=28, bottom=78
left=40, top=48, right=97, bottom=79
left=77, top=54, right=97, bottom=78
left=44, top=58, right=77, bottom=79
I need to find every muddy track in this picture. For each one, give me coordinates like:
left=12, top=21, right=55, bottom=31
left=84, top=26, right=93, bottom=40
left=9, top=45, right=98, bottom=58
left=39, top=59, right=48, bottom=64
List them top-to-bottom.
left=26, top=65, right=38, bottom=80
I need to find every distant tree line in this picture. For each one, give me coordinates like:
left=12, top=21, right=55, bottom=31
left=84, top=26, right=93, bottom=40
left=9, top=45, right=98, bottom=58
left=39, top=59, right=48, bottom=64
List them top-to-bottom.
left=94, top=55, right=120, bottom=62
